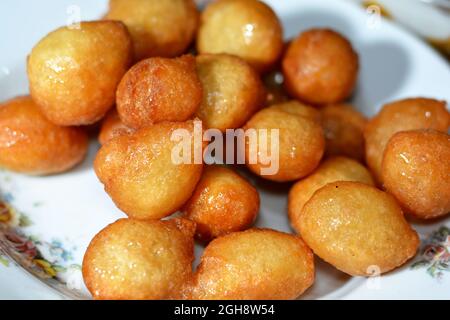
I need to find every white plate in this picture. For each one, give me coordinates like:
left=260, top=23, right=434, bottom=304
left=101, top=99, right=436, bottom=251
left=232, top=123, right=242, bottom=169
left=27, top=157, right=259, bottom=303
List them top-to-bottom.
left=0, top=0, right=449, bottom=300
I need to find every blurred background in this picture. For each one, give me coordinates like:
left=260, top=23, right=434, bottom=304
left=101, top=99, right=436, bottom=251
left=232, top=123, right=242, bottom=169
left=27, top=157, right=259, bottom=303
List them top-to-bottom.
left=348, top=0, right=450, bottom=58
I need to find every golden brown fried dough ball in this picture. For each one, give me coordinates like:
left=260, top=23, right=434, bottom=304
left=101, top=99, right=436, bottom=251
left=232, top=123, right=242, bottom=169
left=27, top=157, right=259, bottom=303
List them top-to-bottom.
left=105, top=0, right=198, bottom=60
left=197, top=0, right=283, bottom=73
left=28, top=21, right=132, bottom=126
left=282, top=29, right=358, bottom=105
left=196, top=54, right=266, bottom=131
left=116, top=55, right=202, bottom=129
left=0, top=96, right=88, bottom=175
left=364, top=97, right=449, bottom=182
left=243, top=101, right=324, bottom=182
left=321, top=104, right=367, bottom=162
left=98, top=109, right=135, bottom=145
left=94, top=120, right=204, bottom=220
left=382, top=129, right=450, bottom=219
left=288, top=157, right=374, bottom=233
left=182, top=165, right=259, bottom=242
left=299, top=181, right=419, bottom=276
left=82, top=218, right=195, bottom=300
left=184, top=228, right=314, bottom=300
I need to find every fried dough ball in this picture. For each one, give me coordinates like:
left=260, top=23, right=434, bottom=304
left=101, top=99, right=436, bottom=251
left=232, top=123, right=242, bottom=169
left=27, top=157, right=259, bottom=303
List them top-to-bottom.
left=105, top=0, right=198, bottom=60
left=197, top=0, right=283, bottom=73
left=28, top=21, right=132, bottom=126
left=282, top=29, right=359, bottom=105
left=196, top=54, right=266, bottom=131
left=116, top=55, right=202, bottom=129
left=0, top=96, right=88, bottom=175
left=364, top=97, right=449, bottom=182
left=243, top=101, right=324, bottom=182
left=321, top=104, right=367, bottom=161
left=98, top=109, right=135, bottom=145
left=94, top=120, right=204, bottom=219
left=382, top=129, right=450, bottom=219
left=288, top=157, right=374, bottom=233
left=182, top=165, right=259, bottom=242
left=299, top=181, right=419, bottom=276
left=82, top=218, right=195, bottom=300
left=184, top=228, right=314, bottom=300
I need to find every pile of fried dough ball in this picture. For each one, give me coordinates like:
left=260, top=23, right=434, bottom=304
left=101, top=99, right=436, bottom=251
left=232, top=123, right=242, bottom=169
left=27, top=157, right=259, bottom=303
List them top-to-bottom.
left=0, top=0, right=449, bottom=300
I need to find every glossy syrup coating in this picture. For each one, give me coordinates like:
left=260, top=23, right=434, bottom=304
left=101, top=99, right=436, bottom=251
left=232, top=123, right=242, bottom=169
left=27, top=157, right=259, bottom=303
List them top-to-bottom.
left=105, top=0, right=199, bottom=60
left=197, top=0, right=283, bottom=73
left=28, top=21, right=132, bottom=126
left=282, top=29, right=358, bottom=105
left=195, top=54, right=266, bottom=132
left=116, top=55, right=203, bottom=129
left=263, top=69, right=289, bottom=106
left=0, top=96, right=88, bottom=175
left=364, top=97, right=449, bottom=183
left=243, top=101, right=324, bottom=182
left=321, top=104, right=367, bottom=162
left=98, top=109, right=135, bottom=145
left=94, top=120, right=204, bottom=220
left=382, top=129, right=450, bottom=219
left=288, top=156, right=374, bottom=233
left=182, top=165, right=260, bottom=242
left=299, top=181, right=419, bottom=276
left=82, top=218, right=195, bottom=300
left=183, top=228, right=314, bottom=300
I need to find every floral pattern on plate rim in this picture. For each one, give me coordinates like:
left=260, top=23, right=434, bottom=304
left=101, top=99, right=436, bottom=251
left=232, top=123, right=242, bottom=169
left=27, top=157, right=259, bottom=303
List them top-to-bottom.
left=0, top=193, right=86, bottom=299
left=411, top=226, right=450, bottom=279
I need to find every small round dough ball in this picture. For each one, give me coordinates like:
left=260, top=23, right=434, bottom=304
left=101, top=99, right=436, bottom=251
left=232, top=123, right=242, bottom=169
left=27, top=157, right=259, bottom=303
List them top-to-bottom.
left=105, top=0, right=199, bottom=60
left=197, top=0, right=283, bottom=73
left=28, top=21, right=132, bottom=126
left=282, top=28, right=358, bottom=105
left=196, top=54, right=266, bottom=131
left=116, top=55, right=202, bottom=129
left=0, top=96, right=88, bottom=175
left=364, top=97, right=449, bottom=182
left=243, top=101, right=324, bottom=182
left=321, top=104, right=367, bottom=161
left=98, top=109, right=135, bottom=145
left=94, top=120, right=204, bottom=219
left=382, top=129, right=450, bottom=219
left=288, top=156, right=374, bottom=233
left=182, top=165, right=260, bottom=242
left=299, top=181, right=419, bottom=276
left=82, top=218, right=195, bottom=300
left=185, top=228, right=314, bottom=300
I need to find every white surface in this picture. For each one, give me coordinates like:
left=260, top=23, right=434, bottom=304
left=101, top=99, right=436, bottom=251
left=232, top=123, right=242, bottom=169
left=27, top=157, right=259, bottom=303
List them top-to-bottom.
left=0, top=0, right=449, bottom=300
